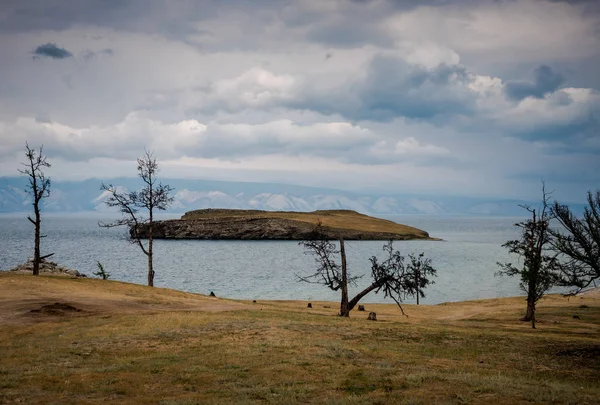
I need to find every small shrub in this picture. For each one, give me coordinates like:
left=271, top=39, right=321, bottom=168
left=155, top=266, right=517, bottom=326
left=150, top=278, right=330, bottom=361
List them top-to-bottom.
left=93, top=261, right=111, bottom=280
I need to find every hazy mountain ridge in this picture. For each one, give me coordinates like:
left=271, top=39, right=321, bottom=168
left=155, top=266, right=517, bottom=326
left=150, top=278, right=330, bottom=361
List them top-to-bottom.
left=0, top=177, right=584, bottom=216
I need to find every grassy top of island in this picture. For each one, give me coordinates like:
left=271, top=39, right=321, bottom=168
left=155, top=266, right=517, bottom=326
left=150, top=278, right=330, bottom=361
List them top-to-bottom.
left=163, top=208, right=433, bottom=240
left=1, top=272, right=599, bottom=404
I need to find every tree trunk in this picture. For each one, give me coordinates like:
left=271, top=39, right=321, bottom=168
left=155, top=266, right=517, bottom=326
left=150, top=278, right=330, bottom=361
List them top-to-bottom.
left=33, top=210, right=40, bottom=276
left=147, top=221, right=154, bottom=287
left=339, top=239, right=350, bottom=317
left=147, top=252, right=154, bottom=287
left=415, top=268, right=420, bottom=305
left=346, top=281, right=385, bottom=315
left=522, top=297, right=536, bottom=329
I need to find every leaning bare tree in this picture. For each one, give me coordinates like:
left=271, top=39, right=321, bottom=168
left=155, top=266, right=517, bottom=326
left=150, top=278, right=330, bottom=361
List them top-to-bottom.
left=19, top=143, right=53, bottom=275
left=99, top=150, right=173, bottom=287
left=496, top=186, right=560, bottom=329
left=550, top=191, right=600, bottom=293
left=299, top=225, right=437, bottom=317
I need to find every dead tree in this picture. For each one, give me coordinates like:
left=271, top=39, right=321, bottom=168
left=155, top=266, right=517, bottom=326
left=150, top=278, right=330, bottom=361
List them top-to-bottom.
left=19, top=143, right=53, bottom=275
left=99, top=150, right=173, bottom=287
left=496, top=186, right=560, bottom=329
left=551, top=191, right=600, bottom=293
left=299, top=225, right=437, bottom=317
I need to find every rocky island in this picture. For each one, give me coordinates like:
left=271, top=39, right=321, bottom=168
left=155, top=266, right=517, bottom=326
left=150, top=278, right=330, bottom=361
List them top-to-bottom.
left=134, top=209, right=433, bottom=240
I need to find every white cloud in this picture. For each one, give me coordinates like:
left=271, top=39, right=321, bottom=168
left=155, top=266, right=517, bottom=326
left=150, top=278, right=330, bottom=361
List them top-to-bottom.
left=208, top=67, right=299, bottom=110
left=493, top=87, right=600, bottom=140
left=1, top=112, right=454, bottom=166
left=0, top=113, right=207, bottom=160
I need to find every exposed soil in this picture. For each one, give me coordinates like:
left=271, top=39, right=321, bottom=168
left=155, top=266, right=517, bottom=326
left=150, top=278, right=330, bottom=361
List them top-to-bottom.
left=29, top=302, right=82, bottom=316
left=556, top=345, right=600, bottom=359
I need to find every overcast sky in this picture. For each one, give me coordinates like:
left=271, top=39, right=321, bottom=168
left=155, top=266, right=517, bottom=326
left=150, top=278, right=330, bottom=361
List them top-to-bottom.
left=0, top=0, right=598, bottom=201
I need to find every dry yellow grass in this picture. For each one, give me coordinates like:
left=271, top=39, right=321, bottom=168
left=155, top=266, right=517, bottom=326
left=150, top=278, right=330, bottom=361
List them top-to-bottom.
left=181, top=209, right=430, bottom=238
left=1, top=273, right=599, bottom=404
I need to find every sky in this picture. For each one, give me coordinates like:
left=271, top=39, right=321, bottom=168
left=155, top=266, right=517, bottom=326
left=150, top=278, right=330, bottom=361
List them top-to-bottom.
left=0, top=0, right=598, bottom=202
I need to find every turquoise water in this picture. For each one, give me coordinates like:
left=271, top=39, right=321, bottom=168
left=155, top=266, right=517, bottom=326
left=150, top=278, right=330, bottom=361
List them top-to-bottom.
left=0, top=214, right=525, bottom=304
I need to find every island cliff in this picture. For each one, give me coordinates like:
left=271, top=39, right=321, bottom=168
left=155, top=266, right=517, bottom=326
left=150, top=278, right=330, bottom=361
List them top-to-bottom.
left=134, top=209, right=433, bottom=240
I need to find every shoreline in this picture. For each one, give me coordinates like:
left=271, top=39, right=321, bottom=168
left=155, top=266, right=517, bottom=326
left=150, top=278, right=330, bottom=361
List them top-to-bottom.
left=2, top=270, right=598, bottom=303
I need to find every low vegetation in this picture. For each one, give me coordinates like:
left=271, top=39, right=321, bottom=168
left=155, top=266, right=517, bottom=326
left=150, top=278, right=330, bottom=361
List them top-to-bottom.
left=1, top=273, right=598, bottom=404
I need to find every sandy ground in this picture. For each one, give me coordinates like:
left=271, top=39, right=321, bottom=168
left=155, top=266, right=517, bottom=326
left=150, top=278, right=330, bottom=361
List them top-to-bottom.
left=0, top=273, right=251, bottom=326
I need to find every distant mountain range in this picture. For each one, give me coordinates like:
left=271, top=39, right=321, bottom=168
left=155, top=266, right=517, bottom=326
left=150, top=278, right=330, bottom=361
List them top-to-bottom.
left=0, top=176, right=585, bottom=216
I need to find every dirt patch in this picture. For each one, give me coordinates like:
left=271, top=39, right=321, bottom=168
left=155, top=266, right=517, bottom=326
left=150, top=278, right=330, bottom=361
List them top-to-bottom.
left=29, top=302, right=83, bottom=316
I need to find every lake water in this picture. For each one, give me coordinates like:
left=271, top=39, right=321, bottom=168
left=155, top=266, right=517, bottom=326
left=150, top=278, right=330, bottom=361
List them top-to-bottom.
left=0, top=214, right=528, bottom=304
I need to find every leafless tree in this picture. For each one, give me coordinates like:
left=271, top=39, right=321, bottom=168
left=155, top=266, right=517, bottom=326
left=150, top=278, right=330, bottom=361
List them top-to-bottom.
left=19, top=143, right=53, bottom=275
left=99, top=150, right=173, bottom=287
left=496, top=186, right=560, bottom=328
left=551, top=190, right=600, bottom=293
left=299, top=224, right=437, bottom=317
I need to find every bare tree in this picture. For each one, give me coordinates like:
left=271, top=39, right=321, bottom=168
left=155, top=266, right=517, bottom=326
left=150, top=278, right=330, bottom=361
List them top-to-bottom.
left=19, top=143, right=53, bottom=275
left=99, top=150, right=173, bottom=287
left=496, top=186, right=560, bottom=329
left=551, top=190, right=600, bottom=293
left=299, top=225, right=437, bottom=317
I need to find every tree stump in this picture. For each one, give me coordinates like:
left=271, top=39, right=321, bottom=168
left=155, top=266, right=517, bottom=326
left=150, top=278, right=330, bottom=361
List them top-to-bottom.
left=358, top=305, right=365, bottom=311
left=368, top=312, right=377, bottom=321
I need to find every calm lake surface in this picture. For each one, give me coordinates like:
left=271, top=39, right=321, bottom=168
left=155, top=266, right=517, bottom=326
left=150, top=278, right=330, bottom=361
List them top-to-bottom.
left=0, top=214, right=528, bottom=304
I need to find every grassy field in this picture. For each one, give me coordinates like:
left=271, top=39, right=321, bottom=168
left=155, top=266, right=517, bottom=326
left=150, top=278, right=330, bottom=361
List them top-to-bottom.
left=180, top=209, right=430, bottom=238
left=0, top=273, right=599, bottom=404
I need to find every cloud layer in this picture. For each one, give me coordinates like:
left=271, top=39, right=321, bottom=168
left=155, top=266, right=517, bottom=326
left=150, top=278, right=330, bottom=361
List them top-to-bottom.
left=0, top=0, right=598, bottom=201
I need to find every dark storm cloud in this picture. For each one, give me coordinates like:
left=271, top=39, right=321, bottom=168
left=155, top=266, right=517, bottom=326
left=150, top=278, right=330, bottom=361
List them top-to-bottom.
left=0, top=0, right=461, bottom=49
left=0, top=0, right=263, bottom=34
left=0, top=0, right=218, bottom=36
left=32, top=43, right=72, bottom=59
left=289, top=56, right=476, bottom=122
left=353, top=58, right=474, bottom=120
left=504, top=65, right=565, bottom=101
left=513, top=114, right=598, bottom=144
left=512, top=117, right=600, bottom=144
